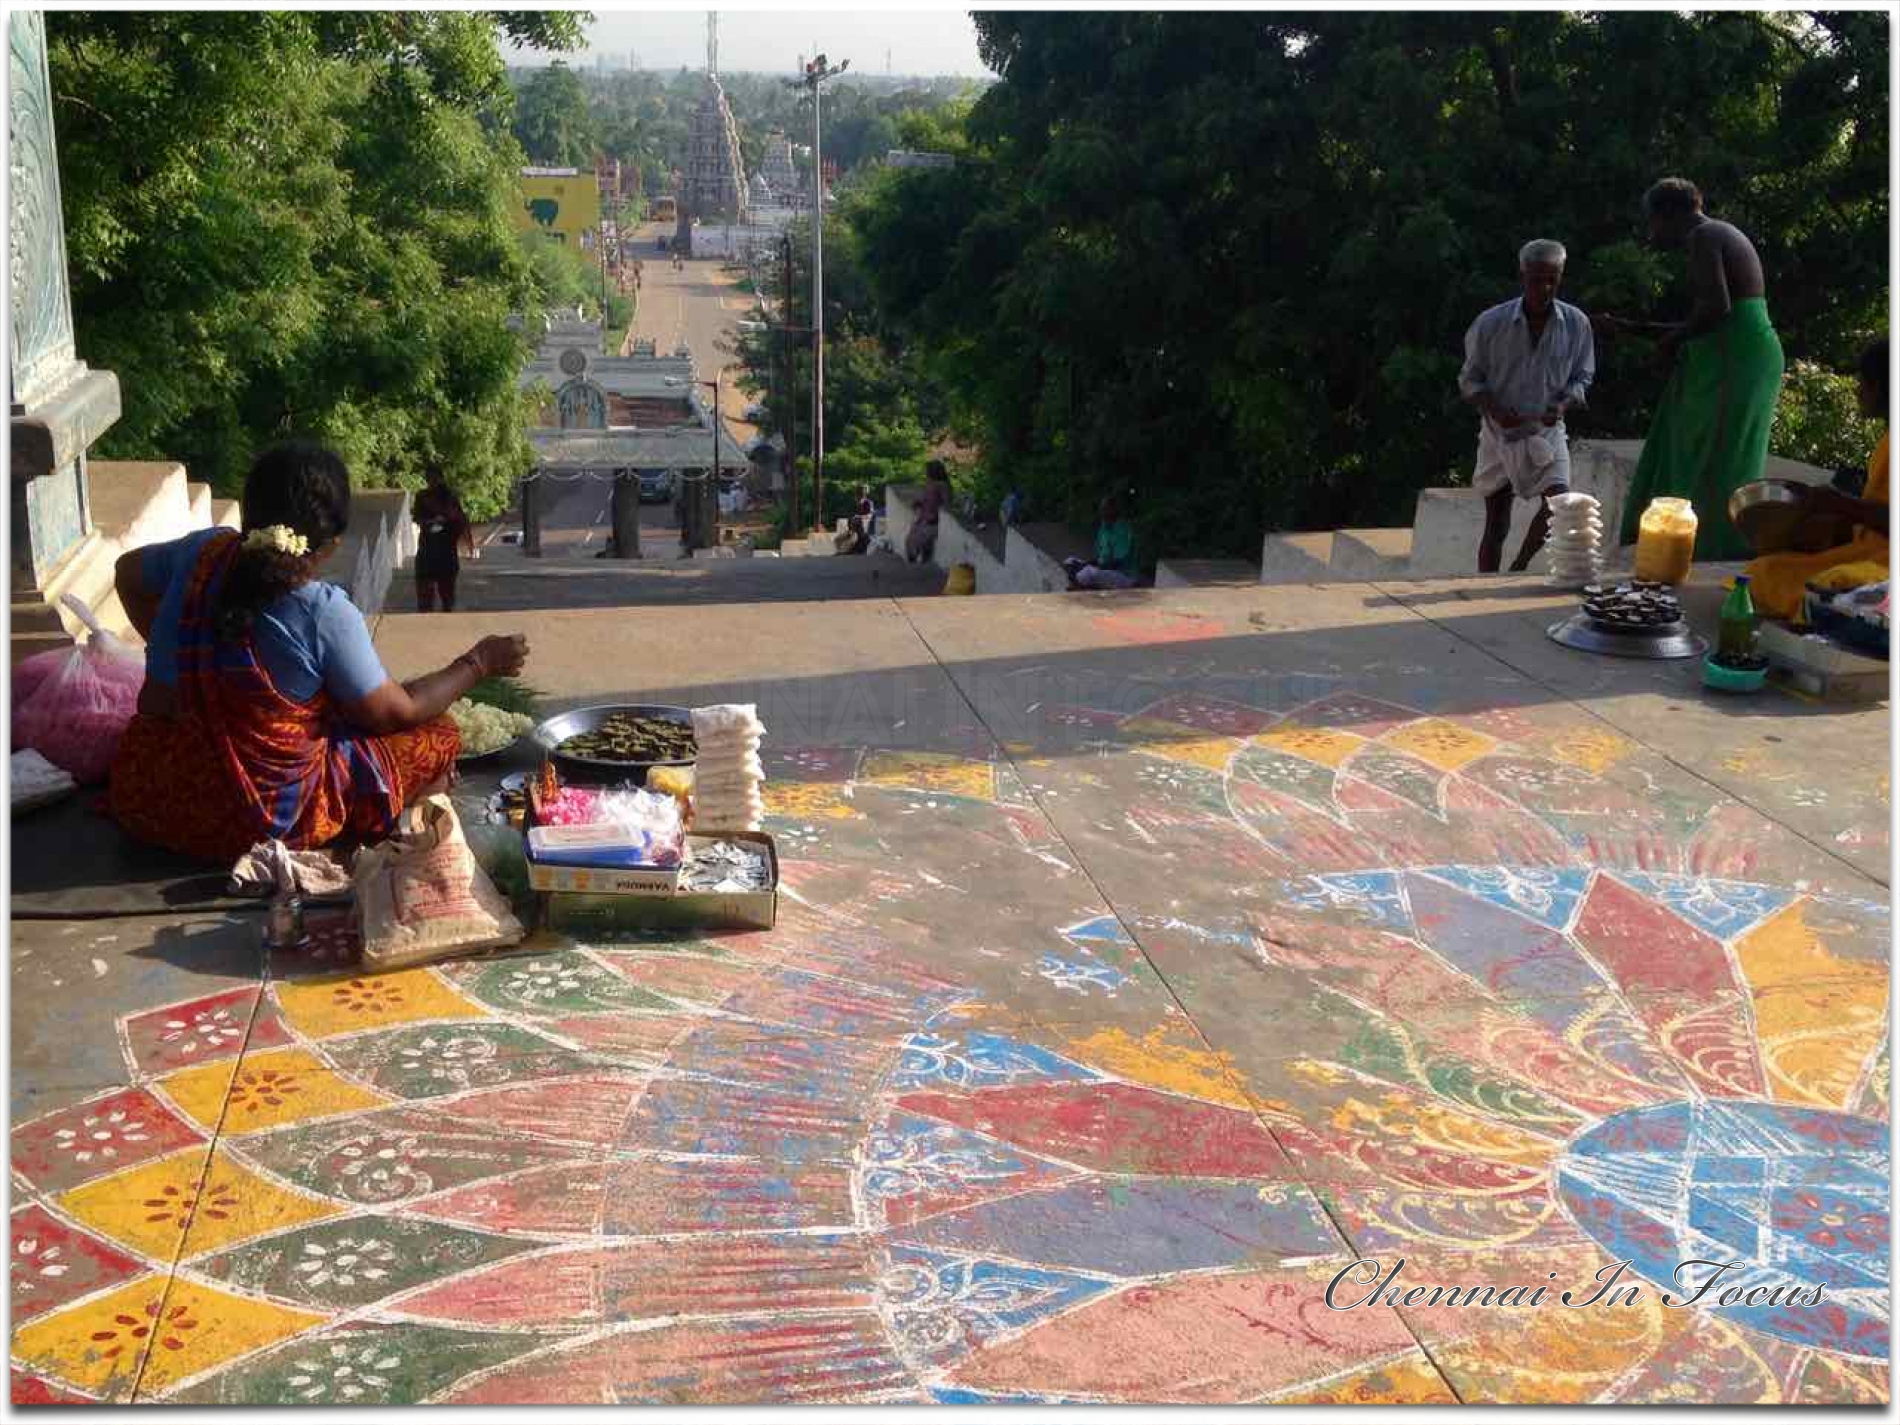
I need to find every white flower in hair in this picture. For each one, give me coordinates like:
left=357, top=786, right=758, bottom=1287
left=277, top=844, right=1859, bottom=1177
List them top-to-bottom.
left=243, top=524, right=311, bottom=557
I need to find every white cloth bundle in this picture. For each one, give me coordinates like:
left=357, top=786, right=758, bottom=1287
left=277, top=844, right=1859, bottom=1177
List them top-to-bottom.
left=691, top=704, right=768, bottom=832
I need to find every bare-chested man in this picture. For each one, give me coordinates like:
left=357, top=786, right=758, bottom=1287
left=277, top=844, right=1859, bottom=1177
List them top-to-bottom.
left=1593, top=178, right=1784, bottom=560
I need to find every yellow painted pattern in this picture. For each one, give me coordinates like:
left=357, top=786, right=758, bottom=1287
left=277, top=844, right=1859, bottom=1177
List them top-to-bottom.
left=1118, top=719, right=1244, bottom=773
left=1381, top=719, right=1498, bottom=773
left=1252, top=724, right=1365, bottom=769
left=1546, top=727, right=1635, bottom=775
left=859, top=751, right=997, bottom=801
left=762, top=783, right=862, bottom=820
left=1734, top=900, right=1889, bottom=1107
left=274, top=969, right=489, bottom=1041
left=1062, top=1025, right=1260, bottom=1110
left=161, top=1046, right=389, bottom=1133
left=1331, top=1092, right=1555, bottom=1173
left=57, top=1147, right=340, bottom=1262
left=11, top=1271, right=167, bottom=1397
left=13, top=1276, right=326, bottom=1398
left=1428, top=1289, right=1688, bottom=1404
left=1274, top=1353, right=1458, bottom=1405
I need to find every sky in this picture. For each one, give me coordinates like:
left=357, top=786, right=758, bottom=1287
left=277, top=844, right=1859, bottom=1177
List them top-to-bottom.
left=523, top=11, right=990, bottom=79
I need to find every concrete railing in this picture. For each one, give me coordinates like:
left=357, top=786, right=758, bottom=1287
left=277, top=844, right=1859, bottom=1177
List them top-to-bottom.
left=1268, top=438, right=1838, bottom=584
left=882, top=485, right=1091, bottom=593
left=336, top=489, right=412, bottom=619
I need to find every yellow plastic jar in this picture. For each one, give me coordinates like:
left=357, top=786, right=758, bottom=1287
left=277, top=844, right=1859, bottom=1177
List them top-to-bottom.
left=1633, top=497, right=1698, bottom=585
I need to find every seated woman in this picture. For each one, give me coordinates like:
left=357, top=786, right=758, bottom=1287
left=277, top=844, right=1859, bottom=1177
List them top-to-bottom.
left=1744, top=338, right=1889, bottom=621
left=108, top=441, right=530, bottom=863
left=1065, top=495, right=1139, bottom=590
left=834, top=514, right=871, bottom=556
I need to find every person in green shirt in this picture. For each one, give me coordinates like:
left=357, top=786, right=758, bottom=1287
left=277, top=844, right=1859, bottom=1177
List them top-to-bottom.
left=1066, top=496, right=1139, bottom=589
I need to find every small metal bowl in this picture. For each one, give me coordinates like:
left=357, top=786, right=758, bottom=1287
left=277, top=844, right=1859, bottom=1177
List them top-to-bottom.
left=1728, top=479, right=1812, bottom=554
left=530, top=704, right=697, bottom=785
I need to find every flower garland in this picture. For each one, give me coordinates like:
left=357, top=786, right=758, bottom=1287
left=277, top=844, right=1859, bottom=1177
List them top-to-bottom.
left=243, top=524, right=310, bottom=557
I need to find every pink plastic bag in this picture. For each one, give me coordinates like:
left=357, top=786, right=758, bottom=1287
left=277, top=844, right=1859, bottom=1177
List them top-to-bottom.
left=11, top=596, right=147, bottom=784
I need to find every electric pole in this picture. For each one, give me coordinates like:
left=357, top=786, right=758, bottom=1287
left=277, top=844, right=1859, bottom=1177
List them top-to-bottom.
left=785, top=53, right=847, bottom=532
left=783, top=233, right=799, bottom=534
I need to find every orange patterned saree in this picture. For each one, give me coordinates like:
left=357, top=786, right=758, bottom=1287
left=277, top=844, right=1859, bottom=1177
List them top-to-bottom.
left=109, top=531, right=459, bottom=863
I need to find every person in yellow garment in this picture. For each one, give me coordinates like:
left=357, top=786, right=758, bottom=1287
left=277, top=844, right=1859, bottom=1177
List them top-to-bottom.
left=1596, top=179, right=1785, bottom=560
left=1744, top=337, right=1889, bottom=621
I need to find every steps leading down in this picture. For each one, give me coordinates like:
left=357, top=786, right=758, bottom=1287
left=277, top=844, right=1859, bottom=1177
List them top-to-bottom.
left=11, top=461, right=205, bottom=663
left=1329, top=528, right=1413, bottom=580
left=1259, top=532, right=1336, bottom=586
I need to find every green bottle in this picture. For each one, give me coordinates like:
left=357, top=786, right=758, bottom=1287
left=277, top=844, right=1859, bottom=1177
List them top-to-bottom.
left=1718, top=575, right=1758, bottom=663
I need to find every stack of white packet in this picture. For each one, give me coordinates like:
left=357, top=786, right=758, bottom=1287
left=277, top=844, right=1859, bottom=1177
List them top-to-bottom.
left=1543, top=491, right=1603, bottom=586
left=691, top=703, right=767, bottom=832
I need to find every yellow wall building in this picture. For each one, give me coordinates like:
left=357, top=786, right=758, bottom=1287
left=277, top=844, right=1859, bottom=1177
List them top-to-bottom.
left=518, top=168, right=600, bottom=248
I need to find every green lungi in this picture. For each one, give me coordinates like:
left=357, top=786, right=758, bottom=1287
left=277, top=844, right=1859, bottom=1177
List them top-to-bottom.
left=1618, top=297, right=1784, bottom=561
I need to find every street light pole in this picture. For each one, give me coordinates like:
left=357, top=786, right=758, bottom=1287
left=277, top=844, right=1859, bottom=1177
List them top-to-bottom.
left=787, top=53, right=847, bottom=534
left=783, top=233, right=799, bottom=534
left=696, top=374, right=723, bottom=553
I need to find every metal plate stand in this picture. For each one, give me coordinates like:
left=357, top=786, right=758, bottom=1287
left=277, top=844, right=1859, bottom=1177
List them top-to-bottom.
left=1547, top=614, right=1707, bottom=660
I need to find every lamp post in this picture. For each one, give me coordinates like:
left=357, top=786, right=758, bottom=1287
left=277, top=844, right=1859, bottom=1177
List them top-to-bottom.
left=785, top=53, right=847, bottom=533
left=694, top=373, right=723, bottom=552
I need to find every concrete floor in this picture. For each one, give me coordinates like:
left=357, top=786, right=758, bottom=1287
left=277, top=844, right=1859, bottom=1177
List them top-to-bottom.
left=10, top=575, right=1889, bottom=1405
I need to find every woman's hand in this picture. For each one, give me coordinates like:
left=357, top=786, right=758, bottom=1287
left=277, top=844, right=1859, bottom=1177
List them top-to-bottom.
left=467, top=634, right=529, bottom=679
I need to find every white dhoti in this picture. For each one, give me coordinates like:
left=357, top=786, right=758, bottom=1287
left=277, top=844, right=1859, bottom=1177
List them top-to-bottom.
left=1473, top=421, right=1571, bottom=500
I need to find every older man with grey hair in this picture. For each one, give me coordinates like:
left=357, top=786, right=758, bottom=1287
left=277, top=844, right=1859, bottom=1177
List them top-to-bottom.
left=1459, top=238, right=1596, bottom=573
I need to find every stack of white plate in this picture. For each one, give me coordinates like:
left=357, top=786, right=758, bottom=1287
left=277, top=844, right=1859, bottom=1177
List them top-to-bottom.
left=1544, top=492, right=1603, bottom=587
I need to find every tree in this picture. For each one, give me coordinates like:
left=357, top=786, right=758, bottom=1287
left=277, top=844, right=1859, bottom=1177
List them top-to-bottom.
left=853, top=11, right=1889, bottom=563
left=50, top=12, right=585, bottom=517
left=512, top=60, right=596, bottom=165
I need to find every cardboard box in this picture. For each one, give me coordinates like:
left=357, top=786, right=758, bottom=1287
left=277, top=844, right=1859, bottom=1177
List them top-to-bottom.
left=538, top=832, right=779, bottom=933
left=525, top=859, right=684, bottom=894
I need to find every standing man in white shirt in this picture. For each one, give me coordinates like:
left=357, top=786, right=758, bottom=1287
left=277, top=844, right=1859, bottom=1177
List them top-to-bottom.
left=1459, top=239, right=1597, bottom=573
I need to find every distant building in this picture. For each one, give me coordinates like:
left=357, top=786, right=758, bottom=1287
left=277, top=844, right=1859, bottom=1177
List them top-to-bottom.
left=683, top=77, right=748, bottom=224
left=760, top=129, right=799, bottom=197
left=517, top=168, right=601, bottom=248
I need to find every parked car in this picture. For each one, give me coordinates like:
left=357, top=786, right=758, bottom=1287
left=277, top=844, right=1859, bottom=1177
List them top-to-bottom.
left=638, top=470, right=675, bottom=503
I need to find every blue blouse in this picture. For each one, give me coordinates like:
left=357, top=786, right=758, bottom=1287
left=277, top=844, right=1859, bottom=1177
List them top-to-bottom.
left=140, top=530, right=389, bottom=704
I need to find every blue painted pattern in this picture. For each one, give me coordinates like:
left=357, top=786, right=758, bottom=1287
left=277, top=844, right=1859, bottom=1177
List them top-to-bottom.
left=1418, top=866, right=1592, bottom=931
left=1287, top=872, right=1411, bottom=933
left=1610, top=873, right=1797, bottom=940
left=1059, top=915, right=1133, bottom=946
left=891, top=1032, right=1101, bottom=1093
left=1555, top=1100, right=1889, bottom=1360
left=880, top=1245, right=1113, bottom=1366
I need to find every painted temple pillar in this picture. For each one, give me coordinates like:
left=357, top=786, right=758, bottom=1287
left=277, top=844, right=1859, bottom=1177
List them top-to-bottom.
left=9, top=11, right=121, bottom=596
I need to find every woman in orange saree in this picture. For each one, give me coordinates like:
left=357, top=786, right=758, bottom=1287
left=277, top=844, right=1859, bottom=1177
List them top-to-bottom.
left=108, top=442, right=529, bottom=863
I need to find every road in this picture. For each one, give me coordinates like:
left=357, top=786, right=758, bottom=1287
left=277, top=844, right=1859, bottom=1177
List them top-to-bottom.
left=624, top=220, right=762, bottom=440
left=491, top=224, right=760, bottom=563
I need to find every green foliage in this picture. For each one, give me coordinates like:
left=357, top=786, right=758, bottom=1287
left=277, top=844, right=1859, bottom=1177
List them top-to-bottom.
left=854, top=11, right=1890, bottom=560
left=51, top=12, right=584, bottom=519
left=512, top=60, right=595, bottom=164
left=520, top=229, right=601, bottom=316
left=1772, top=361, right=1883, bottom=470
left=822, top=415, right=931, bottom=501
left=463, top=676, right=544, bottom=715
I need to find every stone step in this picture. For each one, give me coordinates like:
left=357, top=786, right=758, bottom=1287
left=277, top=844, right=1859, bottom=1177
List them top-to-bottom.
left=87, top=461, right=195, bottom=550
left=186, top=480, right=213, bottom=529
left=1408, top=488, right=1487, bottom=577
left=211, top=498, right=241, bottom=531
left=1329, top=527, right=1413, bottom=579
left=1259, top=531, right=1335, bottom=585
left=1155, top=558, right=1261, bottom=589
